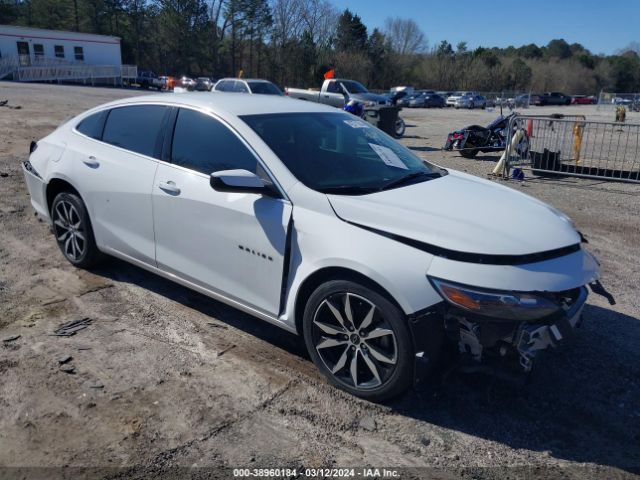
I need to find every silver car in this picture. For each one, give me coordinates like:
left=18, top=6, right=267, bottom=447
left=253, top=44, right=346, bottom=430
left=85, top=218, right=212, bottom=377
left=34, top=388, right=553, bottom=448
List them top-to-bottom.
left=454, top=94, right=487, bottom=109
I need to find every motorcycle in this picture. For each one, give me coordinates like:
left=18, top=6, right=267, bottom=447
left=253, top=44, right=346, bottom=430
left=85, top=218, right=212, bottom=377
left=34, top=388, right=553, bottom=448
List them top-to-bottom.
left=444, top=112, right=529, bottom=159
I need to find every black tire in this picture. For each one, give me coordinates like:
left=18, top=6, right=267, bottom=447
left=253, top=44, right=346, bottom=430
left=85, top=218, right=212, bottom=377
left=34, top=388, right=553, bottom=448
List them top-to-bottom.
left=393, top=118, right=406, bottom=138
left=460, top=147, right=479, bottom=158
left=51, top=192, right=102, bottom=269
left=303, top=280, right=414, bottom=401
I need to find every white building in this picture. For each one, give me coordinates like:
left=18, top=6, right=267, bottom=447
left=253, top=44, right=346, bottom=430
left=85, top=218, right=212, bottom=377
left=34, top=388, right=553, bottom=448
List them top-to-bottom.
left=0, top=25, right=135, bottom=84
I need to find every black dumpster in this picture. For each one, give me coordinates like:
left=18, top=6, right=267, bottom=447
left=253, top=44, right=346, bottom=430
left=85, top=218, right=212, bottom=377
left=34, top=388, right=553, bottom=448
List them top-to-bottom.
left=364, top=105, right=400, bottom=137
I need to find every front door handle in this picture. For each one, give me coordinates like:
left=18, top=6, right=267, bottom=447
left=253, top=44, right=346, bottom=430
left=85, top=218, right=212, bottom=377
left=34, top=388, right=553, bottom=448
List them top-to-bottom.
left=83, top=156, right=100, bottom=168
left=158, top=181, right=181, bottom=195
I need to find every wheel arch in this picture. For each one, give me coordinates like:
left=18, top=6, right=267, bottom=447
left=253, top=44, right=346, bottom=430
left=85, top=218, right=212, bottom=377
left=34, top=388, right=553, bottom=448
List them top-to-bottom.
left=45, top=177, right=83, bottom=214
left=293, top=266, right=403, bottom=337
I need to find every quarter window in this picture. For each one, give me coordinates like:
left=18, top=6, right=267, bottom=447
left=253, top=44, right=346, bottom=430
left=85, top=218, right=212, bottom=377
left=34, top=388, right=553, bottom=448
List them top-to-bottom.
left=102, top=105, right=167, bottom=158
left=171, top=108, right=256, bottom=175
left=76, top=111, right=107, bottom=140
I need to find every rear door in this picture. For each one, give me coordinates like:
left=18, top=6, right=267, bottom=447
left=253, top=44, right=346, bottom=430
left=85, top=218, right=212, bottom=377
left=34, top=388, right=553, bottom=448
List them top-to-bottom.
left=73, top=104, right=168, bottom=265
left=152, top=107, right=292, bottom=315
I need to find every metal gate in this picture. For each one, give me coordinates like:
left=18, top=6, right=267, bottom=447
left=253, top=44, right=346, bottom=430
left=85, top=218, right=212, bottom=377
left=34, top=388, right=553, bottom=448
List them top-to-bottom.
left=503, top=114, right=640, bottom=183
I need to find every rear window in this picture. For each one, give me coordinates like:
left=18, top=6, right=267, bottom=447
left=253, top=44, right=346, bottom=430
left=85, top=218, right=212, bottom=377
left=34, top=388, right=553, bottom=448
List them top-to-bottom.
left=102, top=105, right=167, bottom=158
left=76, top=111, right=106, bottom=140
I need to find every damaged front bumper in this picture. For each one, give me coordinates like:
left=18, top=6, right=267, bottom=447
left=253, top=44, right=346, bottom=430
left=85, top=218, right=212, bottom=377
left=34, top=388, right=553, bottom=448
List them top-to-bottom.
left=445, top=285, right=588, bottom=373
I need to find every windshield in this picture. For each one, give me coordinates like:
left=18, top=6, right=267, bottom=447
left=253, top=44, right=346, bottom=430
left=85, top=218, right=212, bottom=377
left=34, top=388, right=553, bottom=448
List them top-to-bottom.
left=339, top=80, right=368, bottom=94
left=248, top=81, right=283, bottom=95
left=241, top=112, right=444, bottom=194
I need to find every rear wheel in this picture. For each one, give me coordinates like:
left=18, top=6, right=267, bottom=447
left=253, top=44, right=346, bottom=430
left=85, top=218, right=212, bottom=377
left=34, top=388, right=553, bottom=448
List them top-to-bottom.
left=394, top=118, right=406, bottom=138
left=460, top=147, right=479, bottom=158
left=51, top=192, right=102, bottom=268
left=303, top=280, right=414, bottom=401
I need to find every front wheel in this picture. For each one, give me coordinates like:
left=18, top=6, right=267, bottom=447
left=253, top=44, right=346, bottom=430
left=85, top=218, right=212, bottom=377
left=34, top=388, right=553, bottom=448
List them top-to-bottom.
left=394, top=117, right=406, bottom=138
left=51, top=192, right=102, bottom=268
left=303, top=280, right=414, bottom=401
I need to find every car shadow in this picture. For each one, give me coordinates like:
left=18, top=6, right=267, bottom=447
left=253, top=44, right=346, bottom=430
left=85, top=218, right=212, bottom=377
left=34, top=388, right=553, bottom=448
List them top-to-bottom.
left=408, top=146, right=441, bottom=152
left=91, top=259, right=640, bottom=472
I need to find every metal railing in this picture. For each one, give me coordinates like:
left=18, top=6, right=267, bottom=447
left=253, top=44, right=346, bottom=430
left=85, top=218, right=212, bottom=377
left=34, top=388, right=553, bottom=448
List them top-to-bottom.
left=503, top=114, right=640, bottom=183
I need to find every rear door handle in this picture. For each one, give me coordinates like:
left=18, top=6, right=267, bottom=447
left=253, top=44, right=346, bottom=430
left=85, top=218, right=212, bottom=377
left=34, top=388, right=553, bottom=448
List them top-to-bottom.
left=83, top=156, right=100, bottom=168
left=158, top=181, right=181, bottom=195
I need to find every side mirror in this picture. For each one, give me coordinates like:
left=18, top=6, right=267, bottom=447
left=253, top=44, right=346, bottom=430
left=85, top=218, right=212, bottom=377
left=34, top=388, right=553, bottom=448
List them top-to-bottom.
left=210, top=169, right=277, bottom=196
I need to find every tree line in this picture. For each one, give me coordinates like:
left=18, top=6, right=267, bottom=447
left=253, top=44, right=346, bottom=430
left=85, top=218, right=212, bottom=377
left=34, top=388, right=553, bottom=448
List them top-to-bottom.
left=1, top=0, right=639, bottom=93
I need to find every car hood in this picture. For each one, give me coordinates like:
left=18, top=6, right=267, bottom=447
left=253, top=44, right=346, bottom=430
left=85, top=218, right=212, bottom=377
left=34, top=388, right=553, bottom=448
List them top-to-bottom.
left=351, top=93, right=390, bottom=104
left=327, top=170, right=580, bottom=257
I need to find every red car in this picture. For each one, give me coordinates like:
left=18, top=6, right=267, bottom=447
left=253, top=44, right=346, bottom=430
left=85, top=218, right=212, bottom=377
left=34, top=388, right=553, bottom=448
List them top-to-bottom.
left=571, top=95, right=597, bottom=105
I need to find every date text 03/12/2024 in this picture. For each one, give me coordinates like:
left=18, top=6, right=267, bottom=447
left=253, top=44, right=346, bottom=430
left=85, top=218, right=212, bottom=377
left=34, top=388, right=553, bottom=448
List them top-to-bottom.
left=233, top=468, right=400, bottom=478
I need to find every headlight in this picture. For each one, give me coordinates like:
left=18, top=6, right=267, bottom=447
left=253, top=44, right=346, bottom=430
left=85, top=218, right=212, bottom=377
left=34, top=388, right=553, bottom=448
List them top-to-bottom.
left=365, top=101, right=376, bottom=107
left=429, top=278, right=560, bottom=321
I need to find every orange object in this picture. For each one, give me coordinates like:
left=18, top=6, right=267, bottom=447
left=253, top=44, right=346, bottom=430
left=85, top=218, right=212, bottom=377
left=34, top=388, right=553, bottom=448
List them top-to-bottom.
left=324, top=69, right=335, bottom=80
left=527, top=119, right=533, bottom=138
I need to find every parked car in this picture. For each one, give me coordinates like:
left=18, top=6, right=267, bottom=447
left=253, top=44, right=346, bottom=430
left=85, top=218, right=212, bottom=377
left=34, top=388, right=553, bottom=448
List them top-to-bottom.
left=136, top=71, right=162, bottom=90
left=157, top=76, right=175, bottom=91
left=177, top=76, right=196, bottom=91
left=195, top=77, right=215, bottom=91
left=214, top=78, right=283, bottom=95
left=285, top=78, right=390, bottom=108
left=446, top=91, right=477, bottom=107
left=408, top=92, right=445, bottom=108
left=534, top=92, right=571, bottom=106
left=22, top=93, right=604, bottom=401
left=454, top=93, right=487, bottom=109
left=511, top=94, right=532, bottom=108
left=571, top=95, right=597, bottom=105
left=611, top=97, right=632, bottom=106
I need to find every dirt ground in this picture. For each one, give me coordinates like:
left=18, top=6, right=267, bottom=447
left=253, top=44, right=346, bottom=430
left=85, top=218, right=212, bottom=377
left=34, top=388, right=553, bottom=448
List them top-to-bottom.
left=1, top=82, right=639, bottom=479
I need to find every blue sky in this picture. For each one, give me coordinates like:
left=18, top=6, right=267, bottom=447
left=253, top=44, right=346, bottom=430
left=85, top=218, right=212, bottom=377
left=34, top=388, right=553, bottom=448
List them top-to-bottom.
left=330, top=0, right=638, bottom=55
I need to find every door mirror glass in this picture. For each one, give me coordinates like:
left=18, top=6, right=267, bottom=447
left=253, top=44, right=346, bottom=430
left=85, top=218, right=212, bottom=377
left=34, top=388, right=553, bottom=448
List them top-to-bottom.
left=210, top=169, right=274, bottom=195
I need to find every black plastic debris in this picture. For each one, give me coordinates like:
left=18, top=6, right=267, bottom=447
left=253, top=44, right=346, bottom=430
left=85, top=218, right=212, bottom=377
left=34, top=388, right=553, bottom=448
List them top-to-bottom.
left=53, top=317, right=92, bottom=337
left=3, top=335, right=21, bottom=342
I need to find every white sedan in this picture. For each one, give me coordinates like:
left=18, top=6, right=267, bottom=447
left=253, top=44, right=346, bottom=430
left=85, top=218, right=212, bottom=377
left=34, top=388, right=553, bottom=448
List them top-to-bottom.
left=23, top=93, right=602, bottom=400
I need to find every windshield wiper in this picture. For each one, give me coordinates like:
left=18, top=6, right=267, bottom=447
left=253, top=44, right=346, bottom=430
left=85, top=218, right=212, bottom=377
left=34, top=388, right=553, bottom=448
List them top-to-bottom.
left=378, top=171, right=440, bottom=191
left=319, top=185, right=378, bottom=195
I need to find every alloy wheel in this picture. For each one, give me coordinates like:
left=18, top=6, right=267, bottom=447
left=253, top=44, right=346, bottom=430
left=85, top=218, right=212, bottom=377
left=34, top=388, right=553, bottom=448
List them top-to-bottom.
left=52, top=200, right=86, bottom=261
left=311, top=292, right=398, bottom=390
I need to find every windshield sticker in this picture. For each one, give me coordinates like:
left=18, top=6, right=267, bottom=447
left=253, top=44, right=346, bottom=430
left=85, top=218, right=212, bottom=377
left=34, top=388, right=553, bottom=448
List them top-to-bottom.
left=344, top=119, right=369, bottom=128
left=368, top=143, right=408, bottom=169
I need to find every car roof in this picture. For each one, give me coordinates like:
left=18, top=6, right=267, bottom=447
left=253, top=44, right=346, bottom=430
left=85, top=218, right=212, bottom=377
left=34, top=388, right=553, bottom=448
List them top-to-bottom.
left=217, top=78, right=273, bottom=83
left=99, top=91, right=340, bottom=116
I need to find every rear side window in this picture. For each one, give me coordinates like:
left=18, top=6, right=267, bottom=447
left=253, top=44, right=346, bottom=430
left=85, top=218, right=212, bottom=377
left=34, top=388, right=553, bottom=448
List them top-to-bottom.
left=215, top=80, right=231, bottom=92
left=233, top=81, right=249, bottom=93
left=102, top=105, right=167, bottom=158
left=171, top=108, right=256, bottom=175
left=76, top=111, right=106, bottom=140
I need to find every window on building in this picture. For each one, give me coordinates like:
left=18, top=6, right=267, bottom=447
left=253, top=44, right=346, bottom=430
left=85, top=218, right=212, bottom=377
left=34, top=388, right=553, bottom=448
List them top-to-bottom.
left=33, top=44, right=44, bottom=58
left=54, top=45, right=64, bottom=58
left=74, top=46, right=84, bottom=61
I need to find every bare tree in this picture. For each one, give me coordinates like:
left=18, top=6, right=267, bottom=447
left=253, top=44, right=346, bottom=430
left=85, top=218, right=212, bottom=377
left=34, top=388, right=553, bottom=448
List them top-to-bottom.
left=383, top=17, right=426, bottom=55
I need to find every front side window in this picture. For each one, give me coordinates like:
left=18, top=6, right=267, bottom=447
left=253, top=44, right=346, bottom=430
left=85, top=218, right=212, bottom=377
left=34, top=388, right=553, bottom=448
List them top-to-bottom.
left=54, top=45, right=64, bottom=58
left=74, top=46, right=84, bottom=61
left=102, top=105, right=167, bottom=158
left=171, top=108, right=256, bottom=175
left=241, top=112, right=444, bottom=194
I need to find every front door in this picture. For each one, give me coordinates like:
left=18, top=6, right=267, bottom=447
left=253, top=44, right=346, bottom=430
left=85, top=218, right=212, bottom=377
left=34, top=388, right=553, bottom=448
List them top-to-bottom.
left=16, top=41, right=30, bottom=65
left=152, top=107, right=291, bottom=316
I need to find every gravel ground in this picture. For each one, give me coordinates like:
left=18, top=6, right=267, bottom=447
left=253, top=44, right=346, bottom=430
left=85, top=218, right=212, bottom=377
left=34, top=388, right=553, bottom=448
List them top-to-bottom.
left=0, top=82, right=639, bottom=479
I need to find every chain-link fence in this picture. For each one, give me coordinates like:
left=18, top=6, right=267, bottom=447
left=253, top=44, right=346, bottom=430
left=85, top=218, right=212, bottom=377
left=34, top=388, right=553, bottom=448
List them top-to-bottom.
left=597, top=92, right=640, bottom=112
left=503, top=114, right=640, bottom=183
